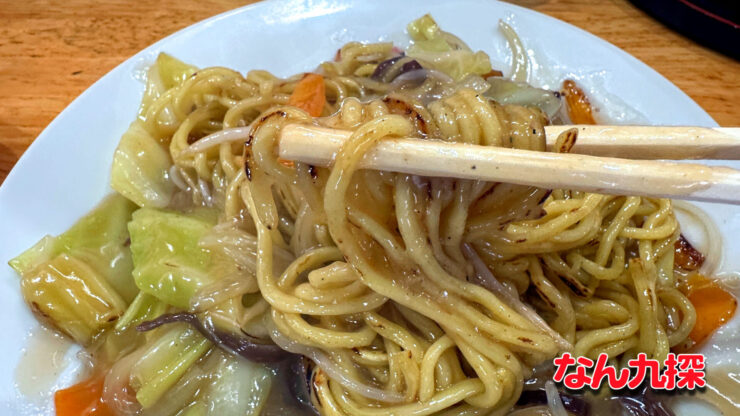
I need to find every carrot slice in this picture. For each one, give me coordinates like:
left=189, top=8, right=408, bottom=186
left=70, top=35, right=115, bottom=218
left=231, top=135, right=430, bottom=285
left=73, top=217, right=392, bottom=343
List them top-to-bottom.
left=288, top=73, right=326, bottom=117
left=562, top=79, right=597, bottom=124
left=681, top=274, right=737, bottom=346
left=54, top=374, right=113, bottom=416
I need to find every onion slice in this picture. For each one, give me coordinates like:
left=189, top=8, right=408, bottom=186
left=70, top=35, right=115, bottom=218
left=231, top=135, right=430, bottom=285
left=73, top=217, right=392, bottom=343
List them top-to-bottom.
left=498, top=21, right=529, bottom=82
left=168, top=165, right=189, bottom=191
left=462, top=244, right=573, bottom=352
left=267, top=320, right=405, bottom=403
left=103, top=348, right=144, bottom=415
left=545, top=380, right=569, bottom=416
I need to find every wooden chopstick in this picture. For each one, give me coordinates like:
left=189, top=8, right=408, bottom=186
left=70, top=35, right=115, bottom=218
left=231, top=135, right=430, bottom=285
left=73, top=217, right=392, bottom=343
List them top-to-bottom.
left=279, top=124, right=740, bottom=205
left=545, top=125, right=740, bottom=159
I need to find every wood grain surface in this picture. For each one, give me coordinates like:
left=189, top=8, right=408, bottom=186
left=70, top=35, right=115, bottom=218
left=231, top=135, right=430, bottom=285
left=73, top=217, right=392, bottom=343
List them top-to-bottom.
left=0, top=0, right=738, bottom=183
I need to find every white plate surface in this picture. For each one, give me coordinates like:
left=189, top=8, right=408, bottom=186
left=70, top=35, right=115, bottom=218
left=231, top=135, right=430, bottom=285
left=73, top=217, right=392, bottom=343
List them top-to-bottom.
left=1, top=0, right=737, bottom=414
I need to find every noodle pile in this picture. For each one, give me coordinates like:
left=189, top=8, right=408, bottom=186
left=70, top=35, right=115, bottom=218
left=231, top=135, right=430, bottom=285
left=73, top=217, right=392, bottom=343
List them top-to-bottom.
left=137, top=39, right=697, bottom=415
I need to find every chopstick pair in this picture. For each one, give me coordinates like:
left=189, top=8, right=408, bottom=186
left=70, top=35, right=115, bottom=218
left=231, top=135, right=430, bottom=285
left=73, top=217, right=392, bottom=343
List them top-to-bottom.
left=278, top=124, right=740, bottom=205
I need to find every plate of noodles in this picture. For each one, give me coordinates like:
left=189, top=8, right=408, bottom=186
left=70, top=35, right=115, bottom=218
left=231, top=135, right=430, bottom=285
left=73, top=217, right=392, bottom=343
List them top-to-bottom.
left=1, top=0, right=739, bottom=415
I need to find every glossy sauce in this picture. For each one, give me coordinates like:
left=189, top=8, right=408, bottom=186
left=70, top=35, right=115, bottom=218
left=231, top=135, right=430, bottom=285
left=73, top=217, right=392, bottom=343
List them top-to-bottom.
left=13, top=324, right=89, bottom=416
left=15, top=325, right=75, bottom=400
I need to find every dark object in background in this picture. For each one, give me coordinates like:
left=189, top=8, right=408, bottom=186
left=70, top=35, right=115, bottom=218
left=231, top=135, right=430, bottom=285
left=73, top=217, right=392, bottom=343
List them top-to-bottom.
left=630, top=0, right=739, bottom=60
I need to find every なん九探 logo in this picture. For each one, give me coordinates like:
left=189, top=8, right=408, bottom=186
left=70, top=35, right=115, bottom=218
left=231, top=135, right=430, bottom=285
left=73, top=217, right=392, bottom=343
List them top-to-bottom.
left=552, top=352, right=706, bottom=390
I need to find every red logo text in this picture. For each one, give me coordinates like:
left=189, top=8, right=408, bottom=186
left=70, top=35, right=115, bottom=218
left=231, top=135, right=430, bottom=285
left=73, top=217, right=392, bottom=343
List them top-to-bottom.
left=552, top=352, right=706, bottom=390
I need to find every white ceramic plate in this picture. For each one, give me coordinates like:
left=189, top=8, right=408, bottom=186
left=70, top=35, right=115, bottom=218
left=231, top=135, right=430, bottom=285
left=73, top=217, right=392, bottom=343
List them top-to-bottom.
left=1, top=0, right=738, bottom=414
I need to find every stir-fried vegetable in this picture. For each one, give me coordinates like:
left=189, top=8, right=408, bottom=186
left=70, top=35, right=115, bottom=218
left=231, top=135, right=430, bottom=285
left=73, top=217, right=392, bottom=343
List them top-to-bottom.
left=406, top=14, right=492, bottom=80
left=14, top=15, right=728, bottom=416
left=498, top=21, right=529, bottom=82
left=139, top=53, right=198, bottom=118
left=155, top=53, right=199, bottom=91
left=288, top=73, right=326, bottom=117
left=485, top=78, right=562, bottom=120
left=562, top=80, right=597, bottom=124
left=111, top=121, right=175, bottom=208
left=10, top=194, right=138, bottom=301
left=10, top=194, right=137, bottom=344
left=128, top=208, right=217, bottom=309
left=21, top=254, right=127, bottom=345
left=681, top=274, right=737, bottom=345
left=115, top=292, right=168, bottom=331
left=138, top=312, right=289, bottom=363
left=130, top=324, right=211, bottom=408
left=135, top=348, right=275, bottom=416
left=201, top=352, right=274, bottom=416
left=54, top=374, right=113, bottom=416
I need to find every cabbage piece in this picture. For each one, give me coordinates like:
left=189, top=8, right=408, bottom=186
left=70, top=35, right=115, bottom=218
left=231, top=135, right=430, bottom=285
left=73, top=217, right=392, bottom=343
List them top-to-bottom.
left=406, top=14, right=492, bottom=80
left=407, top=14, right=450, bottom=52
left=407, top=50, right=492, bottom=81
left=139, top=53, right=198, bottom=117
left=156, top=53, right=198, bottom=90
left=485, top=78, right=562, bottom=120
left=111, top=120, right=175, bottom=208
left=10, top=193, right=139, bottom=302
left=128, top=208, right=216, bottom=309
left=9, top=235, right=56, bottom=277
left=19, top=253, right=128, bottom=345
left=115, top=292, right=168, bottom=331
left=130, top=324, right=211, bottom=408
left=136, top=349, right=209, bottom=416
left=138, top=349, right=273, bottom=416
left=200, top=351, right=274, bottom=416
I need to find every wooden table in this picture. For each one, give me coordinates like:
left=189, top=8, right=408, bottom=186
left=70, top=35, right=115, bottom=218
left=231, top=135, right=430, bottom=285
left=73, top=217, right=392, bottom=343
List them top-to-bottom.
left=1, top=0, right=738, bottom=183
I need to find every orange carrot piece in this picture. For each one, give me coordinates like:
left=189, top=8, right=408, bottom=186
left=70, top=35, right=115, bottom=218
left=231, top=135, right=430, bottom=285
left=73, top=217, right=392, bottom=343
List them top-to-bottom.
left=288, top=73, right=326, bottom=117
left=562, top=79, right=597, bottom=125
left=681, top=274, right=737, bottom=346
left=54, top=374, right=113, bottom=416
